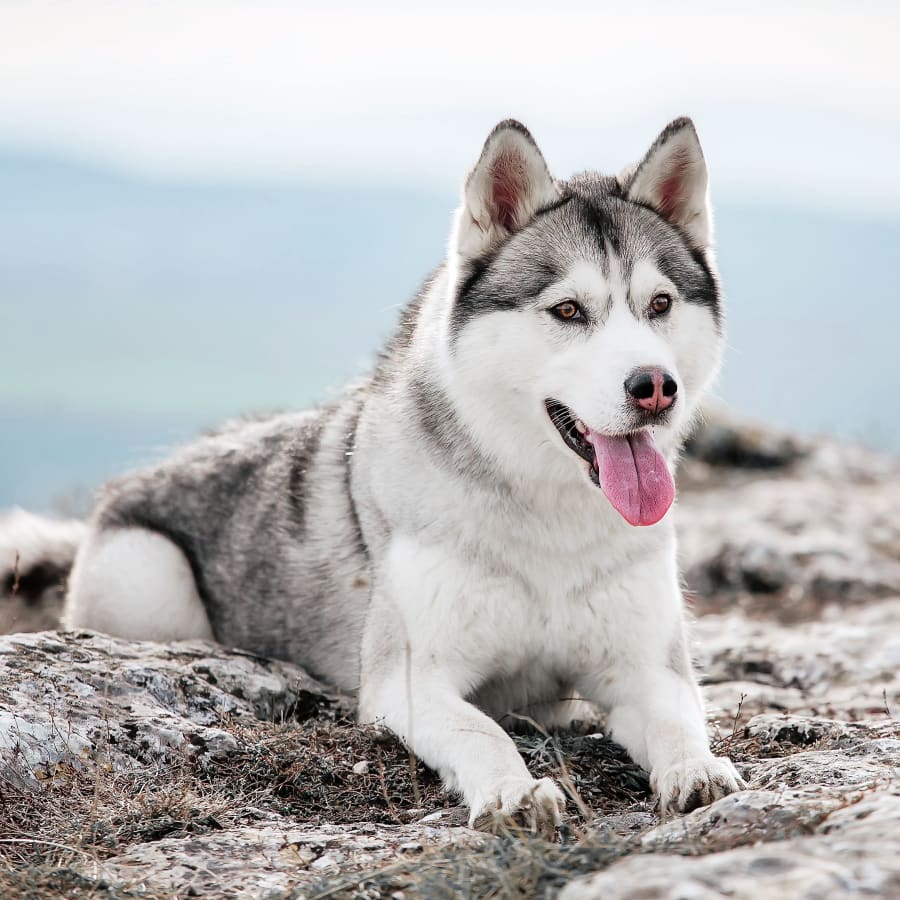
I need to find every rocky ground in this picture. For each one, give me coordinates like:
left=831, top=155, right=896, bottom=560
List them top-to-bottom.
left=0, top=415, right=898, bottom=899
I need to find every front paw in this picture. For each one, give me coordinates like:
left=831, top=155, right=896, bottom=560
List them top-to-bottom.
left=652, top=755, right=746, bottom=817
left=470, top=776, right=565, bottom=839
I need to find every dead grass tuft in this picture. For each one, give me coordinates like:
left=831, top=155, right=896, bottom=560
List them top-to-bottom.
left=7, top=689, right=882, bottom=898
left=0, top=706, right=657, bottom=898
left=303, top=832, right=632, bottom=899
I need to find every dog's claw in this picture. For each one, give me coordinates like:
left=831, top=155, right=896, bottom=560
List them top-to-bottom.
left=653, top=755, right=746, bottom=818
left=471, top=776, right=565, bottom=840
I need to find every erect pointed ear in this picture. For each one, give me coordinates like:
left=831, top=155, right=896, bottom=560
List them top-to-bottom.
left=625, top=118, right=711, bottom=248
left=453, top=120, right=560, bottom=260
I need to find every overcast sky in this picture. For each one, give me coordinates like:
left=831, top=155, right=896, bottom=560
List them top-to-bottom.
left=2, top=1, right=899, bottom=214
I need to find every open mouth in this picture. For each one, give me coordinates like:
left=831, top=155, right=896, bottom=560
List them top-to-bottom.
left=544, top=399, right=675, bottom=527
left=545, top=400, right=596, bottom=470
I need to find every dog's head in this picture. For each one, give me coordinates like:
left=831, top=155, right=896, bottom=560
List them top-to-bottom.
left=442, top=118, right=724, bottom=526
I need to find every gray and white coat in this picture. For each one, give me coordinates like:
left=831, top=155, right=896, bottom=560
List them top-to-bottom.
left=5, top=117, right=744, bottom=836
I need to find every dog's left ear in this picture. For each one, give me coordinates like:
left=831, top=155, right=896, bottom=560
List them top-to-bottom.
left=625, top=118, right=711, bottom=248
left=454, top=120, right=560, bottom=260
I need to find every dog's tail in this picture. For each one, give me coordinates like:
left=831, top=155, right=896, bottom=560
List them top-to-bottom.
left=0, top=508, right=86, bottom=602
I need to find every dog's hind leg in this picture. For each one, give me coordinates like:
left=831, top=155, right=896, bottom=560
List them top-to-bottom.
left=63, top=527, right=214, bottom=642
left=529, top=695, right=603, bottom=734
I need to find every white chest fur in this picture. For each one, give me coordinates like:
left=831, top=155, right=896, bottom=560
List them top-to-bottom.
left=381, top=476, right=681, bottom=714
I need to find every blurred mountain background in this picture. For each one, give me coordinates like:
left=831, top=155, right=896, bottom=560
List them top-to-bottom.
left=2, top=2, right=898, bottom=510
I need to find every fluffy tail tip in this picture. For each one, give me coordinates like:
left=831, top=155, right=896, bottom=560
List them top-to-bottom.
left=0, top=508, right=85, bottom=600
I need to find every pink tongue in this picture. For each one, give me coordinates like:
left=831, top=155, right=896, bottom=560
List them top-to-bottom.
left=588, top=430, right=675, bottom=526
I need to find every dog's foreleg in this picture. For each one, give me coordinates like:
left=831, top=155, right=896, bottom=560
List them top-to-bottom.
left=358, top=536, right=565, bottom=837
left=593, top=618, right=746, bottom=816
left=608, top=668, right=745, bottom=815
left=360, top=669, right=564, bottom=836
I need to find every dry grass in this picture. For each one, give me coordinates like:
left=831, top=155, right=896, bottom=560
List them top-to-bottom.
left=4, top=689, right=887, bottom=899
left=0, top=704, right=654, bottom=899
left=0, top=756, right=232, bottom=898
left=302, top=833, right=632, bottom=900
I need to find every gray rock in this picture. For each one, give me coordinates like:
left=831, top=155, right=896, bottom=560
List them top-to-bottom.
left=683, top=413, right=809, bottom=470
left=678, top=431, right=900, bottom=617
left=693, top=599, right=900, bottom=723
left=1, top=621, right=897, bottom=897
left=0, top=630, right=348, bottom=787
left=742, top=713, right=857, bottom=745
left=561, top=791, right=900, bottom=900
left=99, top=821, right=484, bottom=898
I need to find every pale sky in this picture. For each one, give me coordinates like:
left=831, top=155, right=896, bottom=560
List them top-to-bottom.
left=2, top=1, right=899, bottom=213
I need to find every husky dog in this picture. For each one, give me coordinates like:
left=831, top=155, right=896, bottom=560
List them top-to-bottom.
left=2, top=118, right=744, bottom=836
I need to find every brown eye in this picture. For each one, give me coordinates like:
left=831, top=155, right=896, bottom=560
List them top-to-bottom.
left=650, top=293, right=672, bottom=317
left=551, top=301, right=583, bottom=322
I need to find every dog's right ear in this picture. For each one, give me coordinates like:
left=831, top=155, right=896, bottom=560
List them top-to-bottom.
left=453, top=120, right=560, bottom=260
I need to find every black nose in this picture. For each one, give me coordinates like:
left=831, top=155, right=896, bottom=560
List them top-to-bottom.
left=624, top=369, right=677, bottom=413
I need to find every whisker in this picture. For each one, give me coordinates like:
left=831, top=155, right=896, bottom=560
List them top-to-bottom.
left=548, top=406, right=577, bottom=434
